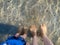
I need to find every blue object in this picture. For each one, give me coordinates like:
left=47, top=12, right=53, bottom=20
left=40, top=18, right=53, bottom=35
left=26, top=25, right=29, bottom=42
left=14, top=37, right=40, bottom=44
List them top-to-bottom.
left=1, top=36, right=26, bottom=45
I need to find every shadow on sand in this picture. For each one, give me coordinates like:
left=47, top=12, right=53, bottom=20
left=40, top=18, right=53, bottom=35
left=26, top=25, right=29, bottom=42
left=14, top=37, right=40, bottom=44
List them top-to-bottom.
left=0, top=23, right=18, bottom=42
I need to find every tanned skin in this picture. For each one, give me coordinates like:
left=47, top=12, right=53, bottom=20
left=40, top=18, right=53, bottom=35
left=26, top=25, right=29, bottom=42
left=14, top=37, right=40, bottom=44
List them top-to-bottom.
left=15, top=24, right=54, bottom=45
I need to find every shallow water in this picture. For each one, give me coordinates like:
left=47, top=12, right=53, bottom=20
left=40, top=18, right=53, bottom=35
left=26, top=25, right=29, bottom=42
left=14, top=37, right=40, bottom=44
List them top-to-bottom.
left=0, top=0, right=60, bottom=45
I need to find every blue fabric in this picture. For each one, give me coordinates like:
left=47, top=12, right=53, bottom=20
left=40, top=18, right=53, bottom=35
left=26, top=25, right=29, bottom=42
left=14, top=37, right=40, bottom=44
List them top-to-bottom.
left=1, top=36, right=26, bottom=45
